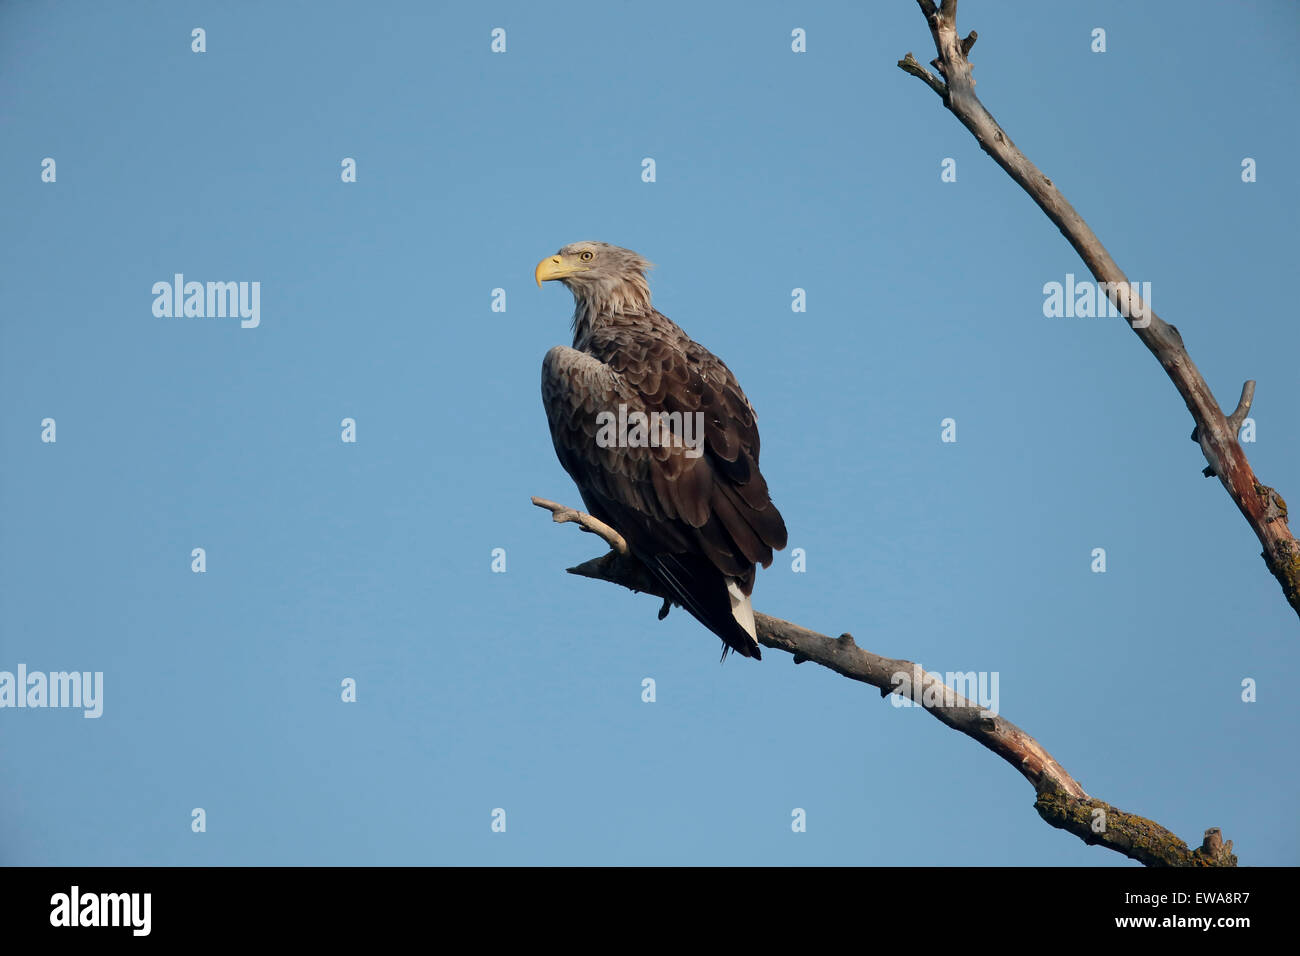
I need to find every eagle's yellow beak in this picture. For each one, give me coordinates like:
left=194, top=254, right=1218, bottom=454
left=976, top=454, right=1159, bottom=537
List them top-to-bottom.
left=535, top=254, right=588, bottom=287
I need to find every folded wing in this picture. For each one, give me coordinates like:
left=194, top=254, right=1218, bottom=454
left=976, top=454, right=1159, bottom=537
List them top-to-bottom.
left=541, top=323, right=786, bottom=659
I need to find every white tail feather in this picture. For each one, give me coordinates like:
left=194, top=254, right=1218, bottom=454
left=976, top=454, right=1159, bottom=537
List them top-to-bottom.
left=726, top=579, right=757, bottom=641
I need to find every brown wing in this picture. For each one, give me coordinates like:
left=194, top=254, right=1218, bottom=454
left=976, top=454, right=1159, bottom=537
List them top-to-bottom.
left=589, top=317, right=786, bottom=573
left=540, top=323, right=786, bottom=657
left=541, top=343, right=694, bottom=552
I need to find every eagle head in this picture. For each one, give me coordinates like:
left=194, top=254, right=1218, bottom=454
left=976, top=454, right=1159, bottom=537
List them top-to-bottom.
left=535, top=241, right=654, bottom=320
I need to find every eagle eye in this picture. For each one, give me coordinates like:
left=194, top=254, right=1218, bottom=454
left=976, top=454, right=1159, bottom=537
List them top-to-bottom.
left=579, top=250, right=594, bottom=262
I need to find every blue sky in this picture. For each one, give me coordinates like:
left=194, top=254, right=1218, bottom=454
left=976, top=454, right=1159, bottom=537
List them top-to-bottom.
left=2, top=0, right=1297, bottom=866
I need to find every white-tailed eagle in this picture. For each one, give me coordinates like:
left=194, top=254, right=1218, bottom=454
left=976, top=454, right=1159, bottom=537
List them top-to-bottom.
left=536, top=241, right=787, bottom=660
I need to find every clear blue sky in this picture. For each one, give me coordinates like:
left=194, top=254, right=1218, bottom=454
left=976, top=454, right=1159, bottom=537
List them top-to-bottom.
left=2, top=1, right=1297, bottom=866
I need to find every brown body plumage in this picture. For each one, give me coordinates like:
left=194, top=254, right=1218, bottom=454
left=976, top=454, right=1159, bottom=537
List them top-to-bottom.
left=537, top=242, right=787, bottom=660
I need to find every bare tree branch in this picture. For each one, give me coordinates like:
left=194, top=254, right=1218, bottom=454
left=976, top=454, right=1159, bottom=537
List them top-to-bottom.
left=899, top=0, right=1299, bottom=620
left=527, top=3, right=1271, bottom=867
left=530, top=496, right=627, bottom=554
left=534, top=498, right=1238, bottom=867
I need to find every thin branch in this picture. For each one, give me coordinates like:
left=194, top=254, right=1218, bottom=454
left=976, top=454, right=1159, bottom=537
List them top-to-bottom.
left=898, top=0, right=1299, bottom=620
left=898, top=52, right=945, bottom=98
left=1227, top=380, right=1256, bottom=434
left=530, top=496, right=627, bottom=554
left=538, top=500, right=1237, bottom=867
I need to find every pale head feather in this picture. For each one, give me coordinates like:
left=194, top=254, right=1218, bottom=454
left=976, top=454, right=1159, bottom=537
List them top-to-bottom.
left=553, top=241, right=655, bottom=333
